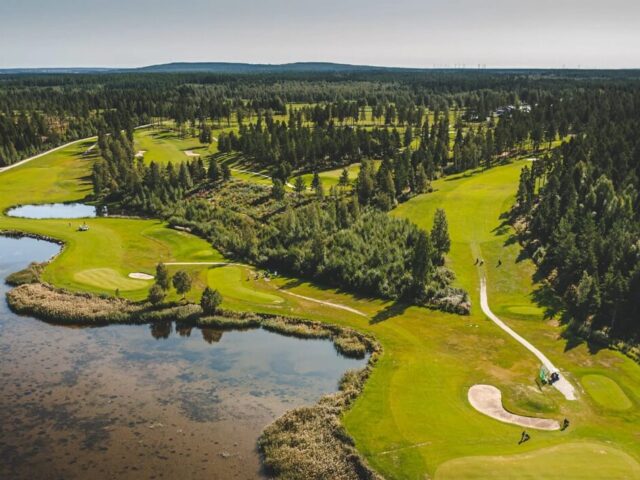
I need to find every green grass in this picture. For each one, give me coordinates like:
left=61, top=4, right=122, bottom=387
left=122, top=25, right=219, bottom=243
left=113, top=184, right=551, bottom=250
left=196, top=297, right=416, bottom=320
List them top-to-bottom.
left=134, top=127, right=219, bottom=164
left=2, top=138, right=639, bottom=479
left=0, top=141, right=223, bottom=301
left=295, top=160, right=381, bottom=189
left=582, top=375, right=633, bottom=411
left=435, top=442, right=640, bottom=480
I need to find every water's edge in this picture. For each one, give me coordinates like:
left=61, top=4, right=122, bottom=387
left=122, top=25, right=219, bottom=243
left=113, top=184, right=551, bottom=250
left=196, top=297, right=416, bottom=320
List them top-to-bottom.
left=1, top=233, right=383, bottom=479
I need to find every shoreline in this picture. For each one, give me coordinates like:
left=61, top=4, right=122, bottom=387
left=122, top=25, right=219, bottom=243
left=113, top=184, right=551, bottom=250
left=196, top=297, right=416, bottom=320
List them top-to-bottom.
left=5, top=280, right=383, bottom=479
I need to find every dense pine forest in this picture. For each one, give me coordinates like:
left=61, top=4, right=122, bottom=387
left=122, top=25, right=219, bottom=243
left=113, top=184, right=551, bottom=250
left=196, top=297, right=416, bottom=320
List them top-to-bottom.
left=2, top=69, right=639, bottom=340
left=515, top=88, right=640, bottom=341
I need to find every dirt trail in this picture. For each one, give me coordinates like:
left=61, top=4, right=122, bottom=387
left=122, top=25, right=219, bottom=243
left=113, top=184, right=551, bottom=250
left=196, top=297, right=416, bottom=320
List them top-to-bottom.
left=480, top=278, right=576, bottom=400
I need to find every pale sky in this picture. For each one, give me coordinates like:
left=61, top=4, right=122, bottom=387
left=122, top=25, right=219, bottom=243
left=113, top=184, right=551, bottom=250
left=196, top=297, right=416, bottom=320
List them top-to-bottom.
left=1, top=0, right=638, bottom=69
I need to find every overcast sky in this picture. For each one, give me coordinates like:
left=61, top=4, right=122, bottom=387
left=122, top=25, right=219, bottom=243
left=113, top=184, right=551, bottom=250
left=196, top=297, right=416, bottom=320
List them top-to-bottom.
left=1, top=0, right=638, bottom=69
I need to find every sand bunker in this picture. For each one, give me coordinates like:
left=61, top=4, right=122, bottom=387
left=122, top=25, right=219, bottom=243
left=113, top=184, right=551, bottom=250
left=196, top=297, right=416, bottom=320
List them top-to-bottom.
left=135, top=150, right=146, bottom=158
left=184, top=150, right=200, bottom=157
left=128, top=272, right=154, bottom=280
left=468, top=384, right=560, bottom=430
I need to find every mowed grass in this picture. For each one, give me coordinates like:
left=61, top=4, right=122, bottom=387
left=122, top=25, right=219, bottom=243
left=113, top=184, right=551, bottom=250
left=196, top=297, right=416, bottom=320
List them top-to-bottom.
left=134, top=127, right=219, bottom=165
left=0, top=141, right=223, bottom=300
left=2, top=141, right=639, bottom=479
left=387, top=159, right=640, bottom=478
left=295, top=160, right=381, bottom=189
left=582, top=375, right=633, bottom=411
left=435, top=442, right=640, bottom=480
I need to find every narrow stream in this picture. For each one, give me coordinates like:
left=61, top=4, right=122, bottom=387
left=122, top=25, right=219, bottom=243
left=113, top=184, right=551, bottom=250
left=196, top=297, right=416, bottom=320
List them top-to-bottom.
left=0, top=236, right=367, bottom=480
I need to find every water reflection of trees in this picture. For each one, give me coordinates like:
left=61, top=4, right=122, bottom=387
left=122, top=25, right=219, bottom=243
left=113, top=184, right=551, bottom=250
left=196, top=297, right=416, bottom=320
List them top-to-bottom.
left=150, top=320, right=172, bottom=340
left=149, top=321, right=224, bottom=344
left=175, top=321, right=193, bottom=337
left=201, top=328, right=223, bottom=344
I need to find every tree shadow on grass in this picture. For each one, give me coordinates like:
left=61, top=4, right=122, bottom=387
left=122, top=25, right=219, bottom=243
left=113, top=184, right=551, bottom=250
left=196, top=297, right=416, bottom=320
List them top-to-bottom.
left=278, top=277, right=380, bottom=304
left=531, top=283, right=564, bottom=320
left=370, top=301, right=409, bottom=324
left=560, top=328, right=608, bottom=355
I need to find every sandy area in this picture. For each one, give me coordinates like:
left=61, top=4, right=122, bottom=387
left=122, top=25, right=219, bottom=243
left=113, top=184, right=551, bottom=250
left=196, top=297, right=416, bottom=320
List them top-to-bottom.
left=134, top=150, right=146, bottom=158
left=184, top=150, right=200, bottom=157
left=128, top=272, right=154, bottom=280
left=468, top=384, right=560, bottom=430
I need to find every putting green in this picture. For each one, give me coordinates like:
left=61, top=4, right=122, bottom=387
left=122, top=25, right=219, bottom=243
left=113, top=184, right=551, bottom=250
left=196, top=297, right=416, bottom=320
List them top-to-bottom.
left=73, top=268, right=150, bottom=291
left=582, top=375, right=633, bottom=411
left=435, top=442, right=640, bottom=479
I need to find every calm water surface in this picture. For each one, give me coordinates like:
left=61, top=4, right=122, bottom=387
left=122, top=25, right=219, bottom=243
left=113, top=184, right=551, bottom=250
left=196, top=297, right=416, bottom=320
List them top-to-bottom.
left=6, top=203, right=102, bottom=219
left=0, top=236, right=366, bottom=479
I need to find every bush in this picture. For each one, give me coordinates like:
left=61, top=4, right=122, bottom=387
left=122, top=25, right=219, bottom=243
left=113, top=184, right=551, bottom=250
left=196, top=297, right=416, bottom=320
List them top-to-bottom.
left=148, top=284, right=166, bottom=305
left=200, top=287, right=223, bottom=314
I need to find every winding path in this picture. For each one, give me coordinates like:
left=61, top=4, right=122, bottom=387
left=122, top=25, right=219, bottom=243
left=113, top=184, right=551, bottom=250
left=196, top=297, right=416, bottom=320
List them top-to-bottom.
left=0, top=124, right=152, bottom=175
left=0, top=137, right=97, bottom=174
left=163, top=262, right=367, bottom=317
left=480, top=278, right=576, bottom=401
left=278, top=289, right=367, bottom=318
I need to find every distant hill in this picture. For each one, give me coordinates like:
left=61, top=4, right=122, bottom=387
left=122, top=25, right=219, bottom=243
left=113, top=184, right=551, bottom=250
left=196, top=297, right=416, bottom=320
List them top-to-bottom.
left=0, top=62, right=424, bottom=75
left=134, top=62, right=418, bottom=74
left=0, top=67, right=115, bottom=74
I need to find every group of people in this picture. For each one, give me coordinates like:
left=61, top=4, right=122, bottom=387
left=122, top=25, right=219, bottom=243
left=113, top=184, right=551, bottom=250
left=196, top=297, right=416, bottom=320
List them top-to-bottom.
left=474, top=258, right=502, bottom=266
left=519, top=418, right=570, bottom=444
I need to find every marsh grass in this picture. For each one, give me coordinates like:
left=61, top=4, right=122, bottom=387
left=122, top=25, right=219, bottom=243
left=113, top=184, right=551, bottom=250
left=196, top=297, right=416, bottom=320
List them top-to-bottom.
left=5, top=262, right=46, bottom=286
left=258, top=348, right=382, bottom=480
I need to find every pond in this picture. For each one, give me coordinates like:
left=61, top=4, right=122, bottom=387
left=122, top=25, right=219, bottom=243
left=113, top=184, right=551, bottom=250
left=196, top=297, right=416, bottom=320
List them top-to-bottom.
left=5, top=203, right=105, bottom=219
left=0, top=236, right=367, bottom=479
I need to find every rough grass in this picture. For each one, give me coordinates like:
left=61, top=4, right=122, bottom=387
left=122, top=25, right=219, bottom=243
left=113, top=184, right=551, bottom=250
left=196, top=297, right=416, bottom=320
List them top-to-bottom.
left=5, top=262, right=45, bottom=286
left=7, top=282, right=142, bottom=324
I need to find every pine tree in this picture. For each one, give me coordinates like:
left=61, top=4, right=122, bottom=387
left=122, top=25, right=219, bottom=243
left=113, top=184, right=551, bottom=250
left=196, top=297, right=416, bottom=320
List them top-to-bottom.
left=208, top=157, right=220, bottom=182
left=293, top=175, right=306, bottom=195
left=431, top=209, right=451, bottom=264
left=155, top=263, right=170, bottom=290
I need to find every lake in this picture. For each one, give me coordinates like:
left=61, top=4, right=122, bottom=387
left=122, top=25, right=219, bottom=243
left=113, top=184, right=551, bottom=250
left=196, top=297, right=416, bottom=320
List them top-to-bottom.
left=6, top=203, right=104, bottom=219
left=0, top=236, right=366, bottom=479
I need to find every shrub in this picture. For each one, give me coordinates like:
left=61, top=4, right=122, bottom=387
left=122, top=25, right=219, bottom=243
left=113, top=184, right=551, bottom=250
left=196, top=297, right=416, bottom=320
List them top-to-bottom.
left=148, top=284, right=166, bottom=305
left=200, top=287, right=222, bottom=314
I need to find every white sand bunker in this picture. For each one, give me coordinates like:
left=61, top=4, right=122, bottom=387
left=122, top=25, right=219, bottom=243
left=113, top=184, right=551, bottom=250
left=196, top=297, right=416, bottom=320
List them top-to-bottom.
left=135, top=150, right=146, bottom=158
left=184, top=150, right=200, bottom=157
left=128, top=272, right=154, bottom=280
left=468, top=384, right=560, bottom=430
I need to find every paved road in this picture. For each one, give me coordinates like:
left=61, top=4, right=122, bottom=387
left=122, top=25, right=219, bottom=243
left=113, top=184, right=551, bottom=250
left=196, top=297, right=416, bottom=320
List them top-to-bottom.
left=480, top=277, right=577, bottom=400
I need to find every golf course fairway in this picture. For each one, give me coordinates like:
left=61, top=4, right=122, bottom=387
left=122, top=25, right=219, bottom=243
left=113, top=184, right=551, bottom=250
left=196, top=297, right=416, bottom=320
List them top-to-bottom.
left=1, top=137, right=638, bottom=479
